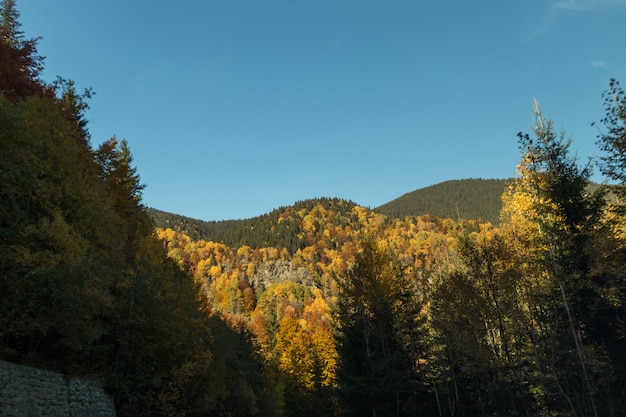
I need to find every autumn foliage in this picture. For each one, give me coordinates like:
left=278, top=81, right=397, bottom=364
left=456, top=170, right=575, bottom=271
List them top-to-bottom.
left=2, top=2, right=626, bottom=417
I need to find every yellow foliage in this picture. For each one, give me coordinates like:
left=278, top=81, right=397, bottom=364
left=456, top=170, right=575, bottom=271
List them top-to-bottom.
left=237, top=245, right=251, bottom=257
left=209, top=265, right=222, bottom=277
left=275, top=314, right=316, bottom=389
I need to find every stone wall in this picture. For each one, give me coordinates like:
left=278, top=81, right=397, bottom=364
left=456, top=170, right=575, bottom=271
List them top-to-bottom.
left=0, top=360, right=116, bottom=417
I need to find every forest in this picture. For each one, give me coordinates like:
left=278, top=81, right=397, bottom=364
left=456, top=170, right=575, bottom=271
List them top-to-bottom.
left=1, top=1, right=626, bottom=416
left=145, top=178, right=510, bottom=246
left=375, top=178, right=513, bottom=225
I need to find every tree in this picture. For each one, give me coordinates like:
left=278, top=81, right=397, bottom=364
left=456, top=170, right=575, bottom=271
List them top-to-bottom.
left=0, top=0, right=51, bottom=100
left=0, top=0, right=22, bottom=45
left=0, top=3, right=290, bottom=416
left=53, top=77, right=94, bottom=141
left=591, top=78, right=626, bottom=414
left=597, top=78, right=626, bottom=189
left=0, top=93, right=114, bottom=370
left=501, top=100, right=609, bottom=417
left=96, top=137, right=145, bottom=206
left=336, top=235, right=428, bottom=417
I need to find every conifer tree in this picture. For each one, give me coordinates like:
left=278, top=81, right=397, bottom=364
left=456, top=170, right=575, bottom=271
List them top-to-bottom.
left=0, top=0, right=50, bottom=100
left=0, top=0, right=21, bottom=44
left=502, top=100, right=607, bottom=417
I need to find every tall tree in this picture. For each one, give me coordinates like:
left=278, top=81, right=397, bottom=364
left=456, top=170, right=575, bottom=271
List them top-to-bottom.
left=0, top=0, right=50, bottom=100
left=0, top=0, right=21, bottom=44
left=591, top=78, right=626, bottom=414
left=0, top=93, right=114, bottom=369
left=502, top=100, right=608, bottom=417
left=430, top=229, right=539, bottom=417
left=336, top=235, right=428, bottom=417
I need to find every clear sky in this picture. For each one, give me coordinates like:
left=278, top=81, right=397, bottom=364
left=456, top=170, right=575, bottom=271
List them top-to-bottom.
left=17, top=0, right=626, bottom=221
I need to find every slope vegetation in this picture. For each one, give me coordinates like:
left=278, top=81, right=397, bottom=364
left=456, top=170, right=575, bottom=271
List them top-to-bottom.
left=375, top=178, right=513, bottom=224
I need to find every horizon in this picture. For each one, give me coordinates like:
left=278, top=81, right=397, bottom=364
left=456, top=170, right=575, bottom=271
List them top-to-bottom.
left=18, top=0, right=626, bottom=221
left=150, top=176, right=513, bottom=221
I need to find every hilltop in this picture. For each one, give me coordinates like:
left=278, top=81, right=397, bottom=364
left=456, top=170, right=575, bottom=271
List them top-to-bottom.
left=147, top=178, right=511, bottom=243
left=374, top=178, right=512, bottom=224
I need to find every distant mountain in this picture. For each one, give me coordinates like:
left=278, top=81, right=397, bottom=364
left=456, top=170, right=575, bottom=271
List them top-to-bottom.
left=374, top=178, right=513, bottom=225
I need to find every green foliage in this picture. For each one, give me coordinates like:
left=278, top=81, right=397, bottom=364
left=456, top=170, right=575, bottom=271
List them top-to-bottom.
left=0, top=0, right=51, bottom=100
left=0, top=0, right=22, bottom=45
left=150, top=91, right=625, bottom=416
left=0, top=93, right=112, bottom=368
left=495, top=101, right=616, bottom=417
left=376, top=178, right=513, bottom=225
left=150, top=181, right=509, bottom=242
left=430, top=232, right=541, bottom=416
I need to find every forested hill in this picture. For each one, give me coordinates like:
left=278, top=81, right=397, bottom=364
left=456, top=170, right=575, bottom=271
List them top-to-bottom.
left=147, top=178, right=510, bottom=242
left=375, top=178, right=513, bottom=224
left=147, top=197, right=362, bottom=251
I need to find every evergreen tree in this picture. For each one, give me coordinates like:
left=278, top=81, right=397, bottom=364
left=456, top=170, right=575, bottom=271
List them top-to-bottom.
left=0, top=0, right=51, bottom=100
left=0, top=0, right=21, bottom=45
left=0, top=93, right=113, bottom=369
left=502, top=100, right=608, bottom=417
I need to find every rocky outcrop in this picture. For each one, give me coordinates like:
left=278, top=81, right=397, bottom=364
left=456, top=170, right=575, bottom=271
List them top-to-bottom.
left=250, top=259, right=318, bottom=290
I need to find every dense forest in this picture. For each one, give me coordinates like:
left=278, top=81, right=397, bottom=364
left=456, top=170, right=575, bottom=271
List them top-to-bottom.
left=2, top=2, right=626, bottom=416
left=146, top=178, right=508, bottom=245
left=375, top=178, right=513, bottom=225
left=147, top=197, right=363, bottom=251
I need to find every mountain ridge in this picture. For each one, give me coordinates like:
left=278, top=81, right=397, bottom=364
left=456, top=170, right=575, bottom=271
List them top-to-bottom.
left=147, top=178, right=511, bottom=245
left=375, top=178, right=513, bottom=224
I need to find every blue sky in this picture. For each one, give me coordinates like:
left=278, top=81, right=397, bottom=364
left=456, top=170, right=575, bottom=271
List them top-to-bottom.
left=18, top=0, right=626, bottom=221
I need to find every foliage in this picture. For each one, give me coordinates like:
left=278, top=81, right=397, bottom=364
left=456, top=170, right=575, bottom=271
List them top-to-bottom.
left=0, top=0, right=52, bottom=100
left=3, top=2, right=626, bottom=416
left=0, top=3, right=283, bottom=416
left=597, top=78, right=626, bottom=189
left=154, top=91, right=626, bottom=416
left=496, top=100, right=616, bottom=417
left=376, top=178, right=513, bottom=225
left=148, top=197, right=361, bottom=253
left=157, top=208, right=465, bottom=416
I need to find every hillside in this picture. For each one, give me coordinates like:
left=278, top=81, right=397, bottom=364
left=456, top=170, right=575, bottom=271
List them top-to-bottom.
left=147, top=178, right=510, bottom=240
left=375, top=178, right=513, bottom=224
left=147, top=197, right=363, bottom=251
